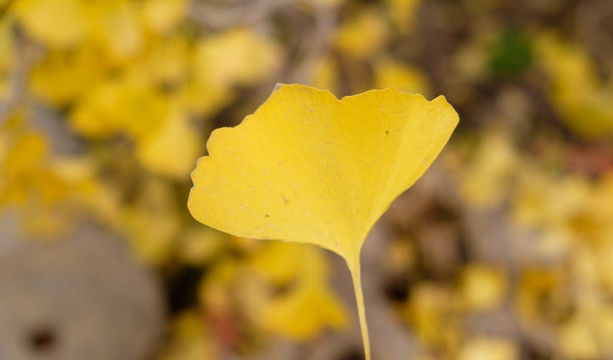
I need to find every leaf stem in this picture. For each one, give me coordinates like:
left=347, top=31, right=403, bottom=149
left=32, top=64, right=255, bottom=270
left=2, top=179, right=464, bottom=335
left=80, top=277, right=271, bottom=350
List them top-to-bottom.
left=350, top=264, right=371, bottom=360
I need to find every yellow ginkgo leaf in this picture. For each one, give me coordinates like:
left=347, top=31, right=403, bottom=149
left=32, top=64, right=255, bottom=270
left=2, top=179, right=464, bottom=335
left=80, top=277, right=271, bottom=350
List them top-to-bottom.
left=188, top=83, right=458, bottom=360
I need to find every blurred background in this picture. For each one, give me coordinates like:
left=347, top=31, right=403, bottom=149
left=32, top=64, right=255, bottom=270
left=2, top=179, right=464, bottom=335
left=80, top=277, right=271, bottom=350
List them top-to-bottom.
left=1, top=0, right=613, bottom=359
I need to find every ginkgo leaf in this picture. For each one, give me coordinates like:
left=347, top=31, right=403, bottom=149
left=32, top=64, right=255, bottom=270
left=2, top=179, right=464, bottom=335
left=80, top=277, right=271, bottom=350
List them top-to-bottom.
left=188, top=83, right=458, bottom=360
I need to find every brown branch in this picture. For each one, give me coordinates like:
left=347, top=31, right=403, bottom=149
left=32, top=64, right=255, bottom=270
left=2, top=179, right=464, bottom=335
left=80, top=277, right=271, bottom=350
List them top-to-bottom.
left=189, top=0, right=297, bottom=31
left=287, top=2, right=339, bottom=84
left=0, top=26, right=38, bottom=125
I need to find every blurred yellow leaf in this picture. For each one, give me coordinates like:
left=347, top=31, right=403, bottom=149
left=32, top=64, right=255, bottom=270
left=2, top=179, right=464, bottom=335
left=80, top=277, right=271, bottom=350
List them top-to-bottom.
left=13, top=0, right=87, bottom=47
left=86, top=0, right=144, bottom=61
left=142, top=0, right=186, bottom=34
left=385, top=0, right=422, bottom=34
left=335, top=9, right=389, bottom=59
left=187, top=29, right=282, bottom=116
left=194, top=29, right=282, bottom=87
left=536, top=33, right=613, bottom=138
left=138, top=36, right=190, bottom=86
left=30, top=46, right=105, bottom=106
left=311, top=56, right=340, bottom=96
left=374, top=58, right=431, bottom=97
left=69, top=77, right=167, bottom=139
left=188, top=83, right=458, bottom=359
left=136, top=106, right=202, bottom=178
left=0, top=117, right=103, bottom=236
left=0, top=128, right=49, bottom=205
left=461, top=130, right=517, bottom=206
left=513, top=169, right=613, bottom=258
left=122, top=178, right=180, bottom=264
left=176, top=227, right=225, bottom=266
left=595, top=239, right=613, bottom=291
left=250, top=242, right=311, bottom=286
left=250, top=243, right=348, bottom=339
left=200, top=259, right=239, bottom=314
left=459, top=264, right=506, bottom=311
left=516, top=268, right=564, bottom=323
left=261, top=274, right=348, bottom=340
left=402, top=283, right=456, bottom=345
left=590, top=305, right=613, bottom=356
left=160, top=310, right=215, bottom=360
left=559, top=319, right=599, bottom=360
left=458, top=337, right=518, bottom=360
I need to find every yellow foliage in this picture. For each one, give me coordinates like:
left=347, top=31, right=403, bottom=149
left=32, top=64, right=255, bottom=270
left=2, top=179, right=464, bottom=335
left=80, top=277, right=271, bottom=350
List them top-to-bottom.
left=8, top=2, right=610, bottom=358
left=0, top=117, right=103, bottom=236
left=513, top=169, right=613, bottom=259
left=197, top=241, right=348, bottom=342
